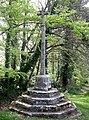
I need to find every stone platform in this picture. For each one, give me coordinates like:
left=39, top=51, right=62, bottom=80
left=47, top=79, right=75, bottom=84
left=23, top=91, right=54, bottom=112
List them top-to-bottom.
left=10, top=87, right=81, bottom=119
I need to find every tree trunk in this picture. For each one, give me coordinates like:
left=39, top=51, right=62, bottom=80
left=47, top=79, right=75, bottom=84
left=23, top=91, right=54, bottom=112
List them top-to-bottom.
left=20, top=12, right=27, bottom=71
left=61, top=27, right=73, bottom=91
left=5, top=32, right=11, bottom=68
left=20, top=40, right=41, bottom=73
left=56, top=53, right=60, bottom=81
left=11, top=55, right=16, bottom=70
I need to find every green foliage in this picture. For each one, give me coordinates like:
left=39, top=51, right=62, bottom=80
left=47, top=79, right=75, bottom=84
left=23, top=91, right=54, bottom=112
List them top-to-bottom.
left=0, top=0, right=89, bottom=98
left=0, top=0, right=39, bottom=22
left=0, top=0, right=41, bottom=97
left=46, top=3, right=89, bottom=39
left=46, top=5, right=76, bottom=27
left=72, top=21, right=89, bottom=36
left=46, top=34, right=57, bottom=42
left=10, top=47, right=28, bottom=57
left=65, top=65, right=85, bottom=94
left=0, top=67, right=29, bottom=98
left=73, top=67, right=83, bottom=86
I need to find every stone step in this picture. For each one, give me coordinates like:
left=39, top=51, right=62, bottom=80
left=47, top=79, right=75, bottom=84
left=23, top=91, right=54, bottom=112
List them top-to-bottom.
left=84, top=84, right=89, bottom=87
left=82, top=86, right=89, bottom=91
left=27, top=88, right=59, bottom=98
left=19, top=93, right=64, bottom=105
left=13, top=100, right=72, bottom=112
left=10, top=106, right=79, bottom=119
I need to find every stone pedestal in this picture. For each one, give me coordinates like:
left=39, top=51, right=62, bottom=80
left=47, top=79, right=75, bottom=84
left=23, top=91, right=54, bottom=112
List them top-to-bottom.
left=9, top=72, right=81, bottom=119
left=34, top=75, right=51, bottom=91
left=10, top=87, right=81, bottom=119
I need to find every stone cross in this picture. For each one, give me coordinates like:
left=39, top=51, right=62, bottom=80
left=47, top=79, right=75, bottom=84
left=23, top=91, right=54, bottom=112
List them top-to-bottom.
left=34, top=8, right=51, bottom=91
left=40, top=10, right=46, bottom=75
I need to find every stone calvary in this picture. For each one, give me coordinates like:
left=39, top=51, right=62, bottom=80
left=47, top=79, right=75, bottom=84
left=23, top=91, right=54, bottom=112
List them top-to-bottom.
left=9, top=5, right=81, bottom=119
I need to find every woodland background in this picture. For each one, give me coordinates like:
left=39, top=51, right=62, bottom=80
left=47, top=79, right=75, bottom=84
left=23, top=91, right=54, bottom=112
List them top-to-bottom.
left=0, top=0, right=89, bottom=99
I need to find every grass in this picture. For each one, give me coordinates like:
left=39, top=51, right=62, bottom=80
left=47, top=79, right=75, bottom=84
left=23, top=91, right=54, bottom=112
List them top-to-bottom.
left=68, top=92, right=89, bottom=120
left=0, top=93, right=89, bottom=120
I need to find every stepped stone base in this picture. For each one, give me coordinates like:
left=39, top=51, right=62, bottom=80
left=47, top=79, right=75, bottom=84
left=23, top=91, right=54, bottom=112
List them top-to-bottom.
left=10, top=87, right=81, bottom=119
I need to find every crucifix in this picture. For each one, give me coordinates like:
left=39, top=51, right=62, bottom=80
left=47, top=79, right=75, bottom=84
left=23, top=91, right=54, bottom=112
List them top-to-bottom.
left=34, top=6, right=51, bottom=91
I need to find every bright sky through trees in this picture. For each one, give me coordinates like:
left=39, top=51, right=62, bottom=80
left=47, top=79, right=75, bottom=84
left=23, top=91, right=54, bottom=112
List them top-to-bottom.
left=31, top=0, right=47, bottom=10
left=31, top=0, right=89, bottom=8
left=85, top=2, right=89, bottom=7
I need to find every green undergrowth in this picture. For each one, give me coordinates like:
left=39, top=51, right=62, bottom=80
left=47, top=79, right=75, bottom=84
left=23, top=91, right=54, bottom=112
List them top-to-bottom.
left=68, top=92, right=89, bottom=120
left=0, top=93, right=89, bottom=120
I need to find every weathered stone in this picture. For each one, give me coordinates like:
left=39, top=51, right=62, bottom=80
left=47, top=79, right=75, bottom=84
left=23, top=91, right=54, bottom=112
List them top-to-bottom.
left=34, top=75, right=51, bottom=91
left=10, top=87, right=82, bottom=119
left=27, top=88, right=58, bottom=98
left=21, top=93, right=64, bottom=105
left=13, top=100, right=72, bottom=112
left=10, top=106, right=81, bottom=119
